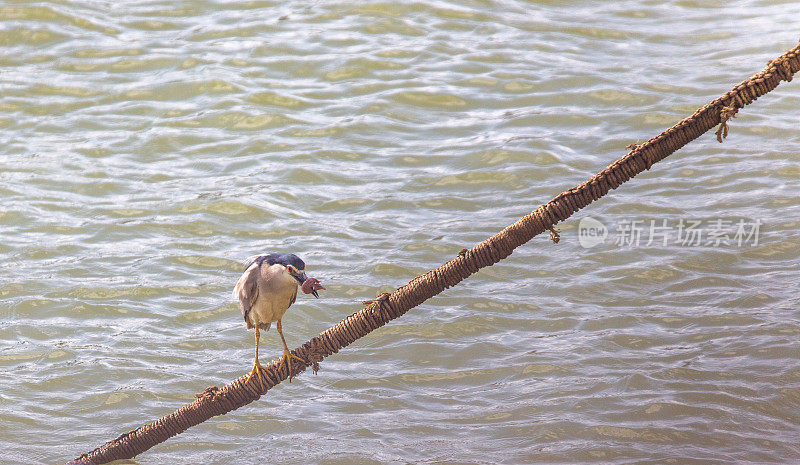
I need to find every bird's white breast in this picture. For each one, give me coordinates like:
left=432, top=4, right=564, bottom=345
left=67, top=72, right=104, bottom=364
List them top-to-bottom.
left=248, top=264, right=298, bottom=329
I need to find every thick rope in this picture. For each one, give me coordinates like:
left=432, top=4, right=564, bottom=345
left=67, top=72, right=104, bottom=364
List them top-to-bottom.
left=67, top=41, right=800, bottom=465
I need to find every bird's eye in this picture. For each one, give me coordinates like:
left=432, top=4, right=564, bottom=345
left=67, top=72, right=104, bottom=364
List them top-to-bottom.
left=287, top=265, right=296, bottom=274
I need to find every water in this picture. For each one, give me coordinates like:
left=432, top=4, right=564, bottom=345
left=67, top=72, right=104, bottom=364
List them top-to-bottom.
left=1, top=1, right=799, bottom=464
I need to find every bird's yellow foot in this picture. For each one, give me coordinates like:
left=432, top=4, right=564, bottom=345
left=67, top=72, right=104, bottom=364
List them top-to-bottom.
left=277, top=348, right=306, bottom=381
left=245, top=361, right=267, bottom=390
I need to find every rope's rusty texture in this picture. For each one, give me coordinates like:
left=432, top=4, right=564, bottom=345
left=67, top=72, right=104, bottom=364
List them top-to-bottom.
left=67, top=42, right=800, bottom=465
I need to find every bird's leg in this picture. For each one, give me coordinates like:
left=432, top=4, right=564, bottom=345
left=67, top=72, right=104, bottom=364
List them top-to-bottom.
left=276, top=319, right=306, bottom=381
left=245, top=326, right=266, bottom=390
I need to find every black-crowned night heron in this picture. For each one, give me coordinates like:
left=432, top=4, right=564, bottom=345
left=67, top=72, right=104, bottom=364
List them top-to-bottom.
left=234, top=253, right=325, bottom=387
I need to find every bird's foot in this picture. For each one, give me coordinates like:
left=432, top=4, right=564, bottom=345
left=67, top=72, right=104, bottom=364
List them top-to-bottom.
left=278, top=348, right=307, bottom=382
left=245, top=361, right=267, bottom=390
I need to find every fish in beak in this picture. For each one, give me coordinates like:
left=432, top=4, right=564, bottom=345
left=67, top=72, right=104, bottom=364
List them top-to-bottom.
left=300, top=276, right=325, bottom=298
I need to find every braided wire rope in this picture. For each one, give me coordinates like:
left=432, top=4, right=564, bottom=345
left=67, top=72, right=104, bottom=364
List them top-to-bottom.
left=67, top=41, right=800, bottom=465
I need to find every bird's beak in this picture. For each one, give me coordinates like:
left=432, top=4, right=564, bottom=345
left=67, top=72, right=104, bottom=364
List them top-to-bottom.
left=294, top=271, right=308, bottom=286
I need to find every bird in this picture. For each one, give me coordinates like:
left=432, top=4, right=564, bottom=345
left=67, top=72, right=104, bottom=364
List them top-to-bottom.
left=233, top=253, right=325, bottom=387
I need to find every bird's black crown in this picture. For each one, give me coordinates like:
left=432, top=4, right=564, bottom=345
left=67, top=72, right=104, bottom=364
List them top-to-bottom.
left=246, top=253, right=305, bottom=271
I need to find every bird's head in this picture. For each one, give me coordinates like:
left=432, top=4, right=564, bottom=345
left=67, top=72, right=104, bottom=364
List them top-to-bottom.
left=251, top=253, right=325, bottom=298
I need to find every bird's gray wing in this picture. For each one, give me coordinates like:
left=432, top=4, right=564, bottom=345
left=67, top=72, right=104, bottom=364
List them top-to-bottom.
left=242, top=253, right=273, bottom=271
left=235, top=263, right=260, bottom=323
left=289, top=286, right=297, bottom=307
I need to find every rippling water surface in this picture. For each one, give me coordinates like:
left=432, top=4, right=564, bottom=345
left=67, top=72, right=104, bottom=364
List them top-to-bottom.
left=1, top=1, right=799, bottom=464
